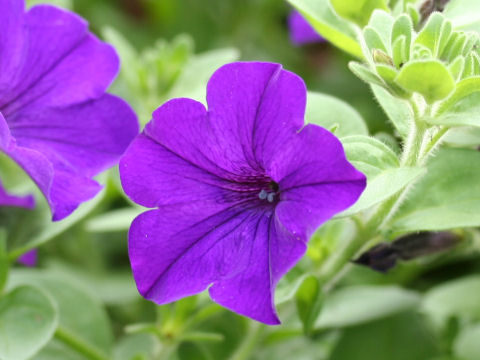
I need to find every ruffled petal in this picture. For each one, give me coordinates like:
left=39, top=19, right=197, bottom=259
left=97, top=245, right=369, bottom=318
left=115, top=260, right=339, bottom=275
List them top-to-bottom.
left=1, top=5, right=118, bottom=114
left=206, top=62, right=307, bottom=173
left=271, top=124, right=366, bottom=239
left=129, top=205, right=304, bottom=324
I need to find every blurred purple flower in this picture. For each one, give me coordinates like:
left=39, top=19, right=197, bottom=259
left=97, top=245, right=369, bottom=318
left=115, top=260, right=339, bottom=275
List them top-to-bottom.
left=0, top=0, right=138, bottom=220
left=288, top=10, right=324, bottom=46
left=120, top=62, right=365, bottom=324
left=0, top=180, right=34, bottom=209
left=18, top=249, right=37, bottom=267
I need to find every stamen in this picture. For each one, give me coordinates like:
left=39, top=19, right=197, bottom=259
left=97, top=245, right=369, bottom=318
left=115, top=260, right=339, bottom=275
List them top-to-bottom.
left=258, top=189, right=268, bottom=200
left=267, top=193, right=275, bottom=203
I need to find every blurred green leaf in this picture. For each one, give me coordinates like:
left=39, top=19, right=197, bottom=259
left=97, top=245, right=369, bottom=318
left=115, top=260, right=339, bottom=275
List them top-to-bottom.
left=26, top=0, right=72, bottom=9
left=287, top=0, right=363, bottom=58
left=331, top=0, right=389, bottom=27
left=444, top=0, right=480, bottom=32
left=167, top=48, right=240, bottom=103
left=396, top=60, right=455, bottom=103
left=306, top=92, right=368, bottom=137
left=392, top=148, right=480, bottom=231
left=86, top=207, right=142, bottom=233
left=0, top=230, right=7, bottom=293
left=8, top=270, right=113, bottom=354
left=295, top=275, right=323, bottom=334
left=423, top=275, right=480, bottom=323
left=0, top=285, right=58, bottom=360
left=315, top=285, right=420, bottom=329
left=329, top=312, right=440, bottom=360
left=453, top=324, right=480, bottom=360
left=114, top=334, right=156, bottom=360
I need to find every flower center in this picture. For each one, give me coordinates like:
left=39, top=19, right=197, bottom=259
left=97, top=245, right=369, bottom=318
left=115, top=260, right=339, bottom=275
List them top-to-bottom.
left=258, top=181, right=280, bottom=203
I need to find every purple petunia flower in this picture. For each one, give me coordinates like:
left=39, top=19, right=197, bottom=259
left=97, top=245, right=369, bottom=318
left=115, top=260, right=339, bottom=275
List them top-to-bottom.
left=0, top=0, right=138, bottom=220
left=288, top=10, right=325, bottom=46
left=120, top=62, right=366, bottom=324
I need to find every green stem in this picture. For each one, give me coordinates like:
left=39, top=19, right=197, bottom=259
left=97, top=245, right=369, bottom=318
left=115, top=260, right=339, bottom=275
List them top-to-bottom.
left=317, top=105, right=432, bottom=290
left=228, top=322, right=264, bottom=360
left=54, top=327, right=110, bottom=360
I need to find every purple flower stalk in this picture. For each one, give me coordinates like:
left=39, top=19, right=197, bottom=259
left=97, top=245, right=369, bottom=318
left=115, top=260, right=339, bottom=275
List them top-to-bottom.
left=0, top=0, right=138, bottom=220
left=288, top=10, right=324, bottom=46
left=120, top=62, right=366, bottom=324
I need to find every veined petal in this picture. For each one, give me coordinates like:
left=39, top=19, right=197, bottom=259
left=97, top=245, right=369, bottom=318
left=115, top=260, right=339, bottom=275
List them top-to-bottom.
left=206, top=62, right=307, bottom=173
left=10, top=94, right=138, bottom=178
left=1, top=111, right=103, bottom=221
left=272, top=124, right=366, bottom=239
left=129, top=205, right=305, bottom=324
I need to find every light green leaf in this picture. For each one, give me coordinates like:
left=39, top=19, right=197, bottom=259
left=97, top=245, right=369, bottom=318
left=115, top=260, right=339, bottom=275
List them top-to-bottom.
left=26, top=0, right=72, bottom=8
left=287, top=0, right=363, bottom=58
left=330, top=0, right=389, bottom=27
left=444, top=0, right=480, bottom=32
left=368, top=10, right=395, bottom=54
left=415, top=12, right=450, bottom=57
left=391, top=14, right=413, bottom=57
left=364, top=26, right=388, bottom=53
left=167, top=48, right=240, bottom=103
left=396, top=60, right=455, bottom=103
left=348, top=61, right=385, bottom=87
left=437, top=76, right=480, bottom=115
left=371, top=84, right=412, bottom=137
left=306, top=92, right=368, bottom=137
left=430, top=92, right=480, bottom=127
left=444, top=126, right=480, bottom=147
left=341, top=135, right=399, bottom=178
left=392, top=148, right=480, bottom=231
left=340, top=166, right=425, bottom=216
left=86, top=207, right=143, bottom=233
left=8, top=270, right=113, bottom=354
left=295, top=275, right=323, bottom=334
left=423, top=275, right=480, bottom=322
left=315, top=285, right=420, bottom=329
left=0, top=286, right=58, bottom=360
left=453, top=324, right=480, bottom=360
left=114, top=334, right=156, bottom=360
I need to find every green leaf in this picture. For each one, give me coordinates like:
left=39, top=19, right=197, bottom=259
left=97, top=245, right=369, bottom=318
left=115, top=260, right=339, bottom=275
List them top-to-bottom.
left=26, top=0, right=72, bottom=8
left=287, top=0, right=363, bottom=58
left=330, top=0, right=389, bottom=27
left=444, top=0, right=480, bottom=32
left=368, top=10, right=395, bottom=53
left=415, top=12, right=451, bottom=57
left=391, top=14, right=412, bottom=58
left=364, top=26, right=388, bottom=53
left=167, top=48, right=239, bottom=103
left=395, top=60, right=455, bottom=103
left=348, top=61, right=385, bottom=87
left=437, top=76, right=480, bottom=116
left=371, top=84, right=412, bottom=137
left=306, top=92, right=368, bottom=137
left=430, top=92, right=480, bottom=128
left=444, top=126, right=480, bottom=147
left=342, top=135, right=399, bottom=178
left=392, top=148, right=480, bottom=231
left=339, top=166, right=425, bottom=216
left=85, top=207, right=143, bottom=233
left=0, top=230, right=7, bottom=293
left=8, top=270, right=113, bottom=354
left=295, top=275, right=323, bottom=334
left=423, top=276, right=480, bottom=323
left=315, top=285, right=420, bottom=329
left=0, top=286, right=58, bottom=360
left=329, top=312, right=440, bottom=360
left=453, top=324, right=480, bottom=360
left=114, top=334, right=155, bottom=360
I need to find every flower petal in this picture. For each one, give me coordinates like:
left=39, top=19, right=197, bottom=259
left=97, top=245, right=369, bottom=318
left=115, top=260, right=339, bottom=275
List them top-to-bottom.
left=1, top=5, right=118, bottom=114
left=206, top=62, right=307, bottom=172
left=10, top=94, right=138, bottom=178
left=1, top=95, right=137, bottom=221
left=121, top=98, right=241, bottom=208
left=271, top=124, right=366, bottom=239
left=0, top=180, right=34, bottom=209
left=129, top=205, right=305, bottom=324
left=17, top=249, right=37, bottom=267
